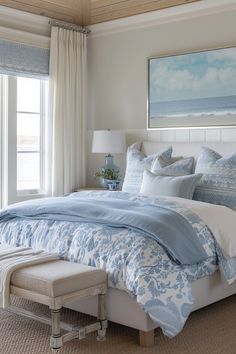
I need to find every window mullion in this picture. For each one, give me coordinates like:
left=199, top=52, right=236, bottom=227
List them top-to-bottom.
left=1, top=75, right=9, bottom=207
left=0, top=76, right=2, bottom=208
left=7, top=76, right=17, bottom=205
left=40, top=80, right=45, bottom=193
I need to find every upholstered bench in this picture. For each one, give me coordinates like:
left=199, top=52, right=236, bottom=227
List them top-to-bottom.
left=9, top=260, right=108, bottom=352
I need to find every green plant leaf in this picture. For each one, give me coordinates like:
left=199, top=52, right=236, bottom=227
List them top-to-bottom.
left=94, top=168, right=120, bottom=180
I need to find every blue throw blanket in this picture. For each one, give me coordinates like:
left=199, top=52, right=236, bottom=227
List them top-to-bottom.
left=0, top=195, right=207, bottom=265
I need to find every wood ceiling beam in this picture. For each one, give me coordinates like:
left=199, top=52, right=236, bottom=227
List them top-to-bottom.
left=0, top=0, right=201, bottom=26
left=0, top=0, right=75, bottom=23
left=71, top=0, right=91, bottom=26
left=91, top=0, right=200, bottom=24
left=92, top=0, right=128, bottom=9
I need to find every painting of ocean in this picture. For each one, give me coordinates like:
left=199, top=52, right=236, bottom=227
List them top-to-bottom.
left=148, top=46, right=236, bottom=128
left=150, top=95, right=236, bottom=118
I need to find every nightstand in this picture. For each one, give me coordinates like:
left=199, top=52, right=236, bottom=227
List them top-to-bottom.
left=74, top=187, right=105, bottom=192
left=75, top=187, right=121, bottom=192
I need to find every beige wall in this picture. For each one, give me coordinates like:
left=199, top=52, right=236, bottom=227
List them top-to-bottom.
left=86, top=9, right=236, bottom=186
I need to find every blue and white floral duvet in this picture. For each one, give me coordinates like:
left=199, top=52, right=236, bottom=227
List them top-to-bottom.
left=0, top=191, right=235, bottom=337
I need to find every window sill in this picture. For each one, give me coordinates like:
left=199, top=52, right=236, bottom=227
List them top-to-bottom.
left=17, top=191, right=46, bottom=198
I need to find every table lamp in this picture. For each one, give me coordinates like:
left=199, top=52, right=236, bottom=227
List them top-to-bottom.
left=92, top=130, right=126, bottom=188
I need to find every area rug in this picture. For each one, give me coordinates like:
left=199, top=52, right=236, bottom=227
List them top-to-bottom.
left=0, top=294, right=235, bottom=354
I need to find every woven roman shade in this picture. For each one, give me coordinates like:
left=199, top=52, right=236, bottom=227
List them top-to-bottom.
left=0, top=39, right=49, bottom=78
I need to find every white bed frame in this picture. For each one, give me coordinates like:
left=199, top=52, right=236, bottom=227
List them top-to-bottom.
left=67, top=142, right=236, bottom=346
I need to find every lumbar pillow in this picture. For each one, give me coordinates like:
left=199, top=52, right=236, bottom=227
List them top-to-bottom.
left=122, top=142, right=172, bottom=194
left=194, top=146, right=236, bottom=209
left=151, top=155, right=194, bottom=176
left=140, top=169, right=202, bottom=199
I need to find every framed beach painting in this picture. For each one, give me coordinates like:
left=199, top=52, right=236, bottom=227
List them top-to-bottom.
left=148, top=46, right=236, bottom=129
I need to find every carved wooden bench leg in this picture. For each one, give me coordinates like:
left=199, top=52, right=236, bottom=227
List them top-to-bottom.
left=97, top=292, right=107, bottom=341
left=50, top=308, right=63, bottom=352
left=139, top=330, right=154, bottom=347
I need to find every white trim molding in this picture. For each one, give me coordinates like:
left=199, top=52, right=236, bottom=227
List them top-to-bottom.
left=89, top=0, right=236, bottom=38
left=0, top=5, right=50, bottom=37
left=0, top=5, right=50, bottom=48
left=0, top=26, right=50, bottom=49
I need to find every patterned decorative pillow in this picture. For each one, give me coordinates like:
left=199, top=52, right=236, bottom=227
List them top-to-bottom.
left=122, top=142, right=172, bottom=194
left=194, top=146, right=236, bottom=209
left=151, top=155, right=194, bottom=176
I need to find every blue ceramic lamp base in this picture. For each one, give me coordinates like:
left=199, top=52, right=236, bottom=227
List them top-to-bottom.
left=100, top=155, right=120, bottom=189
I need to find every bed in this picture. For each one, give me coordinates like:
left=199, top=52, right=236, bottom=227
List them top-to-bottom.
left=1, top=141, right=236, bottom=347
left=68, top=141, right=236, bottom=346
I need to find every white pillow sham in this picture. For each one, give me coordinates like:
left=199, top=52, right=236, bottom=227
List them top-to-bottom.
left=140, top=169, right=202, bottom=199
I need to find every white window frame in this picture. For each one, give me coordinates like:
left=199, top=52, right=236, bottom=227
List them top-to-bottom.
left=0, top=75, right=6, bottom=208
left=1, top=75, right=47, bottom=206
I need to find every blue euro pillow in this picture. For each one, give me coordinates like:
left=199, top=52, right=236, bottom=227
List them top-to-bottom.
left=122, top=142, right=172, bottom=194
left=193, top=146, right=236, bottom=210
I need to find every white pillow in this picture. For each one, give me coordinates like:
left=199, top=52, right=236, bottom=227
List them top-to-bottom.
left=140, top=169, right=202, bottom=199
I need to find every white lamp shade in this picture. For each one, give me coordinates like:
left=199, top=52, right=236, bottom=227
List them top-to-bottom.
left=92, top=130, right=126, bottom=154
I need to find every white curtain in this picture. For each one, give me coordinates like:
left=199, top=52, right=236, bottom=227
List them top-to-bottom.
left=47, top=26, right=87, bottom=196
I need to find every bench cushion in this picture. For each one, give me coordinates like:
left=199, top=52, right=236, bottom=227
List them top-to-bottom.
left=11, top=260, right=107, bottom=297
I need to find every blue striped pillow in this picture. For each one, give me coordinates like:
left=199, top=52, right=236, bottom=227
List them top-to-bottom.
left=122, top=142, right=172, bottom=194
left=194, top=146, right=236, bottom=210
left=151, top=155, right=194, bottom=176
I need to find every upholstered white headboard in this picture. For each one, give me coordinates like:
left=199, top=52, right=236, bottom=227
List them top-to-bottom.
left=142, top=141, right=236, bottom=160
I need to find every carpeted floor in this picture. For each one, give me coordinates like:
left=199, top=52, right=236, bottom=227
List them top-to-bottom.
left=0, top=295, right=236, bottom=354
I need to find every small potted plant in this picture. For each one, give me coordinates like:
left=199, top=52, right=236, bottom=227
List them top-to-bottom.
left=94, top=168, right=120, bottom=190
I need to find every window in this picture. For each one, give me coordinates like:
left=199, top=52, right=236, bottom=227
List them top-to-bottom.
left=0, top=75, right=48, bottom=206
left=17, top=77, right=43, bottom=192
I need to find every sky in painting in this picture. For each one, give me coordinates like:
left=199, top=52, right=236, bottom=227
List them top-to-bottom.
left=150, top=47, right=236, bottom=103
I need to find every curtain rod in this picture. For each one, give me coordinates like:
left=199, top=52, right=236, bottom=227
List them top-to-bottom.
left=49, top=20, right=91, bottom=35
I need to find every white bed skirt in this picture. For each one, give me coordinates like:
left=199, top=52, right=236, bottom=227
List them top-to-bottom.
left=67, top=142, right=236, bottom=332
left=66, top=270, right=236, bottom=332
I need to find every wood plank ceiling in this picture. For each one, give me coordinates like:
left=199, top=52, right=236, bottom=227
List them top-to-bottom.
left=0, top=0, right=201, bottom=26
